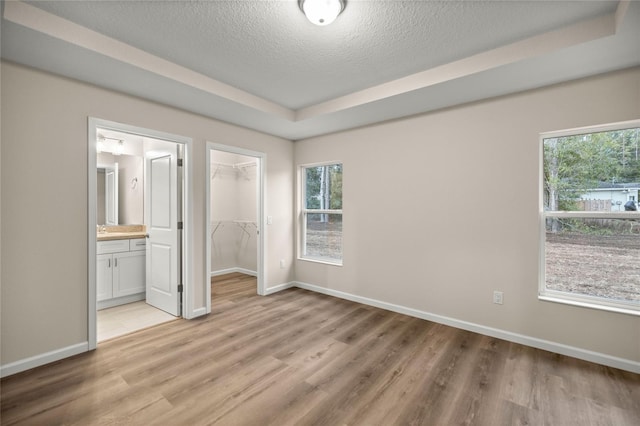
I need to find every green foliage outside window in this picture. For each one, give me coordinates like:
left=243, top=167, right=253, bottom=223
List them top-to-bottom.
left=305, top=164, right=342, bottom=210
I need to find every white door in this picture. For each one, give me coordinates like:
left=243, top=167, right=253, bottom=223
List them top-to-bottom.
left=145, top=141, right=180, bottom=316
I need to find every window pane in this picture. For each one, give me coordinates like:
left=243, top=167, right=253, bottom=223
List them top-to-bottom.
left=543, top=127, right=640, bottom=212
left=305, top=164, right=342, bottom=210
left=305, top=213, right=342, bottom=260
left=545, top=217, right=640, bottom=303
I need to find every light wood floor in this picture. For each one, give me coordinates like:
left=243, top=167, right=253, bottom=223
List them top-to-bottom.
left=2, top=273, right=639, bottom=425
left=98, top=301, right=178, bottom=342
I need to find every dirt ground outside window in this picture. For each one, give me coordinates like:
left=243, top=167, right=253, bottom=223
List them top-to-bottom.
left=545, top=233, right=640, bottom=302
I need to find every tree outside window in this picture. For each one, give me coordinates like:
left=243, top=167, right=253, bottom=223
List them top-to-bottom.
left=541, top=123, right=640, bottom=314
left=301, top=163, right=343, bottom=264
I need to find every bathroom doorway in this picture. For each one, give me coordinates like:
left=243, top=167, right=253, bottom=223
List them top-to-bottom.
left=88, top=118, right=194, bottom=349
left=206, top=143, right=265, bottom=309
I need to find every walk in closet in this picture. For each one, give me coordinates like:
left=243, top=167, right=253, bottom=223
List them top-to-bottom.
left=210, top=150, right=258, bottom=277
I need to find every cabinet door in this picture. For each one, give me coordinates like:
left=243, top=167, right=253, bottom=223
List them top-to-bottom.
left=113, top=251, right=145, bottom=297
left=97, top=254, right=113, bottom=301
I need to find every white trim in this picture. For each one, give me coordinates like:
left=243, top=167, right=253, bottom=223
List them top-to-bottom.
left=88, top=118, right=196, bottom=343
left=88, top=118, right=98, bottom=350
left=540, top=119, right=640, bottom=139
left=539, top=120, right=640, bottom=315
left=182, top=139, right=197, bottom=319
left=298, top=162, right=344, bottom=265
left=544, top=211, right=640, bottom=219
left=297, top=256, right=343, bottom=267
left=211, top=267, right=257, bottom=277
left=293, top=281, right=640, bottom=374
left=264, top=282, right=296, bottom=295
left=538, top=294, right=639, bottom=317
left=191, top=307, right=207, bottom=318
left=0, top=342, right=88, bottom=378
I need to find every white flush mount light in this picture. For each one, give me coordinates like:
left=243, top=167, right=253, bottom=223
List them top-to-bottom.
left=299, top=0, right=345, bottom=26
left=97, top=133, right=125, bottom=156
left=113, top=140, right=124, bottom=156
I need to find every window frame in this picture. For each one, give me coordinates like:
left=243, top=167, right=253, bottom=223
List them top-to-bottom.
left=539, top=119, right=640, bottom=316
left=298, top=161, right=343, bottom=266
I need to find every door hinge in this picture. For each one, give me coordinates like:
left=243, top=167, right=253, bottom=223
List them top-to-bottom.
left=177, top=158, right=183, bottom=167
left=177, top=221, right=183, bottom=230
left=178, top=284, right=184, bottom=293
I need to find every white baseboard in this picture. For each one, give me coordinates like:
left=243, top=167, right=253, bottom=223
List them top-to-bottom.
left=211, top=267, right=257, bottom=277
left=293, top=281, right=640, bottom=374
left=264, top=282, right=296, bottom=295
left=189, top=307, right=208, bottom=319
left=1, top=342, right=89, bottom=378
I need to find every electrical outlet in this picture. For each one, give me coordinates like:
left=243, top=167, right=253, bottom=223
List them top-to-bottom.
left=280, top=259, right=285, bottom=269
left=493, top=291, right=504, bottom=305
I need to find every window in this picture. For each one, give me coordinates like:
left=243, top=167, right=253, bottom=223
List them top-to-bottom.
left=541, top=121, right=640, bottom=315
left=300, top=163, right=343, bottom=265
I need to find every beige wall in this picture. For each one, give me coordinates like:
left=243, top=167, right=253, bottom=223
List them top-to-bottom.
left=2, top=59, right=638, bottom=371
left=0, top=61, right=294, bottom=365
left=295, top=67, right=640, bottom=363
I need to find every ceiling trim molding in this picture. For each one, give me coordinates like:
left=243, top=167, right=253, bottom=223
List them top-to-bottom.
left=2, top=0, right=295, bottom=121
left=3, top=0, right=630, bottom=127
left=295, top=5, right=622, bottom=121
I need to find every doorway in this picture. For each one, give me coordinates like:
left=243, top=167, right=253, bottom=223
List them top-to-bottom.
left=88, top=118, right=194, bottom=349
left=206, top=143, right=265, bottom=308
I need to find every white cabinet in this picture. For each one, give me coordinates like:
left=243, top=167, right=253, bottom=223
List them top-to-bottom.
left=97, top=238, right=146, bottom=309
left=113, top=251, right=145, bottom=297
left=97, top=253, right=114, bottom=301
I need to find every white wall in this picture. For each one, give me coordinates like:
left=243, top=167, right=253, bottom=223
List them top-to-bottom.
left=0, top=61, right=294, bottom=367
left=295, top=67, right=640, bottom=365
left=210, top=150, right=258, bottom=274
left=117, top=154, right=144, bottom=225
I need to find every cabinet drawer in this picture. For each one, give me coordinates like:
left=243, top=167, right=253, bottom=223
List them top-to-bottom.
left=129, top=238, right=146, bottom=251
left=97, top=239, right=130, bottom=254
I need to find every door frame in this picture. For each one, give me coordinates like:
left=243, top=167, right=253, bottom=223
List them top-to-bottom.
left=88, top=117, right=195, bottom=350
left=206, top=142, right=266, bottom=310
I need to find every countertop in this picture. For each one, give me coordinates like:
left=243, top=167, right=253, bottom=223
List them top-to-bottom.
left=97, top=225, right=146, bottom=241
left=97, top=231, right=146, bottom=241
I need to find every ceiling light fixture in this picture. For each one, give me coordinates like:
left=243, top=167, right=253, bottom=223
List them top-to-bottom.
left=299, top=0, right=345, bottom=26
left=113, top=140, right=124, bottom=156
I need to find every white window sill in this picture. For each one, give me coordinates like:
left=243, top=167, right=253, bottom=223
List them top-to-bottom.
left=298, top=256, right=343, bottom=267
left=539, top=294, right=639, bottom=317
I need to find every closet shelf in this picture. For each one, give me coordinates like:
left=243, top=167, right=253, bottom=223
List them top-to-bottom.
left=211, top=161, right=256, bottom=180
left=211, top=220, right=257, bottom=238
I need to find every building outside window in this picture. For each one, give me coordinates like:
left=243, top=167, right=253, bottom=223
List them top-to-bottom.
left=541, top=121, right=640, bottom=314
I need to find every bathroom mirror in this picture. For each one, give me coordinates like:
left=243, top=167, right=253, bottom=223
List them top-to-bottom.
left=97, top=154, right=144, bottom=225
left=97, top=164, right=118, bottom=225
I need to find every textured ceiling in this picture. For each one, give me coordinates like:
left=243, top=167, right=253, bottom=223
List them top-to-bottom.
left=2, top=1, right=639, bottom=140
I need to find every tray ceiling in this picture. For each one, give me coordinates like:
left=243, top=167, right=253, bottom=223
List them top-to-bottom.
left=2, top=1, right=639, bottom=139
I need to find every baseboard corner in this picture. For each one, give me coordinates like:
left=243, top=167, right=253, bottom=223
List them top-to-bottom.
left=1, top=342, right=89, bottom=378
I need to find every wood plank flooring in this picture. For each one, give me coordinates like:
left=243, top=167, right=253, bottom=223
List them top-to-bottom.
left=1, top=272, right=639, bottom=425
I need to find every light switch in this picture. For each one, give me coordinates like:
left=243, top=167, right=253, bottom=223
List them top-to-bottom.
left=267, top=215, right=273, bottom=225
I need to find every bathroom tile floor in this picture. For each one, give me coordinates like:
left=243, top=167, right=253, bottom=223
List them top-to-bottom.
left=97, top=301, right=178, bottom=342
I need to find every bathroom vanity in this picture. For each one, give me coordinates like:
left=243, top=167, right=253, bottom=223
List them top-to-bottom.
left=97, top=226, right=146, bottom=310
